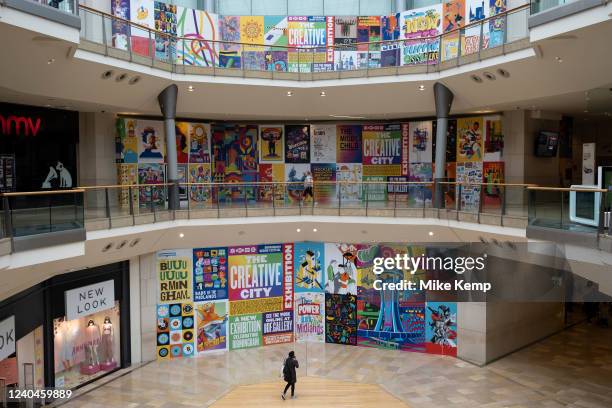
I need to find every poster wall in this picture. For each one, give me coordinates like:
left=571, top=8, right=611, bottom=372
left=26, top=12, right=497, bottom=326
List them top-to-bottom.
left=400, top=4, right=443, bottom=65
left=176, top=8, right=218, bottom=66
left=287, top=16, right=331, bottom=72
left=457, top=117, right=484, bottom=162
left=408, top=121, right=433, bottom=163
left=362, top=124, right=402, bottom=176
left=259, top=125, right=284, bottom=163
left=285, top=125, right=310, bottom=164
left=311, top=125, right=337, bottom=164
left=336, top=125, right=363, bottom=163
left=456, top=161, right=483, bottom=211
left=482, top=161, right=504, bottom=208
left=311, top=163, right=336, bottom=205
left=157, top=250, right=193, bottom=303
left=295, top=291, right=325, bottom=342
left=195, top=300, right=228, bottom=353
left=425, top=302, right=457, bottom=356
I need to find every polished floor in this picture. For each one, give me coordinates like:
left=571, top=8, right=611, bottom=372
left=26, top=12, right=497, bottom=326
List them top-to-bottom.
left=63, top=322, right=612, bottom=408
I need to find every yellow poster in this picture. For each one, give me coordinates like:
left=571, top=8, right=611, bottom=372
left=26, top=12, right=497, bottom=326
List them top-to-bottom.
left=240, top=16, right=265, bottom=51
left=457, top=117, right=483, bottom=162
left=121, top=118, right=139, bottom=163
left=175, top=122, right=189, bottom=164
left=117, top=164, right=138, bottom=208
left=157, top=250, right=193, bottom=304
left=229, top=297, right=283, bottom=316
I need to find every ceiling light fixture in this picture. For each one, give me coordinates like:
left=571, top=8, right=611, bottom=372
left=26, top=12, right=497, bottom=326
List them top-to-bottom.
left=555, top=56, right=563, bottom=62
left=47, top=58, right=55, bottom=65
left=497, top=68, right=510, bottom=78
left=101, top=70, right=114, bottom=79
left=483, top=71, right=496, bottom=80
left=116, top=73, right=127, bottom=82
left=470, top=74, right=483, bottom=83
left=128, top=76, right=140, bottom=85
left=188, top=85, right=194, bottom=92
left=418, top=85, right=425, bottom=91
left=287, top=91, right=293, bottom=96
left=320, top=91, right=326, bottom=96
left=584, top=110, right=589, bottom=113
left=329, top=114, right=367, bottom=119
left=296, top=228, right=301, bottom=232
left=313, top=228, right=318, bottom=232
left=428, top=231, right=434, bottom=236
left=179, top=233, right=185, bottom=238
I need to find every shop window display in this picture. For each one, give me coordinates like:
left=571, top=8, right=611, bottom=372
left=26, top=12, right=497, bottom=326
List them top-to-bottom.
left=53, top=302, right=121, bottom=389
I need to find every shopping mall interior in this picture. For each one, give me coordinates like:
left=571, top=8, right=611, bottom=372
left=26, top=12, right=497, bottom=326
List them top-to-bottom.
left=0, top=0, right=611, bottom=407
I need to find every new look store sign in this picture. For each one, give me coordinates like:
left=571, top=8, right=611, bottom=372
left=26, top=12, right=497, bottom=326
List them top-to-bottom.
left=65, top=280, right=115, bottom=320
left=0, top=316, right=15, bottom=361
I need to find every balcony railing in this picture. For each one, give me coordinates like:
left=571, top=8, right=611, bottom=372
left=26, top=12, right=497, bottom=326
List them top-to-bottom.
left=77, top=4, right=531, bottom=79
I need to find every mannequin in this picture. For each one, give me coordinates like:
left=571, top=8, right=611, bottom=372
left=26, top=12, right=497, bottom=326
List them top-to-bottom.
left=100, top=317, right=117, bottom=370
left=82, top=320, right=101, bottom=374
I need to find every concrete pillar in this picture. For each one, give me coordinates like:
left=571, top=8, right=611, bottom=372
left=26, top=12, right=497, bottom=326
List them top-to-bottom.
left=204, top=0, right=215, bottom=13
left=395, top=0, right=406, bottom=12
left=433, top=82, right=454, bottom=208
left=158, top=84, right=179, bottom=210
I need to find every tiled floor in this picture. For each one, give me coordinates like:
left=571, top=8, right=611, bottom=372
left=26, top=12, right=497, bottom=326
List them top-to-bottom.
left=62, top=323, right=612, bottom=408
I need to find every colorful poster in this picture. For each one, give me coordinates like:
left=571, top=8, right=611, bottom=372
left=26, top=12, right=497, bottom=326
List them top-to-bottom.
left=111, top=0, right=130, bottom=50
left=129, top=0, right=153, bottom=55
left=440, top=0, right=465, bottom=60
left=463, top=0, right=490, bottom=55
left=488, top=0, right=507, bottom=48
left=154, top=1, right=177, bottom=62
left=400, top=4, right=443, bottom=65
left=176, top=8, right=218, bottom=66
left=381, top=13, right=400, bottom=67
left=219, top=15, right=241, bottom=68
left=240, top=16, right=264, bottom=50
left=264, top=16, right=288, bottom=47
left=287, top=16, right=331, bottom=72
left=334, top=16, right=357, bottom=47
left=357, top=16, right=381, bottom=68
left=483, top=116, right=503, bottom=161
left=457, top=117, right=483, bottom=162
left=117, top=118, right=138, bottom=163
left=136, top=119, right=165, bottom=163
left=447, top=119, right=458, bottom=163
left=408, top=121, right=433, bottom=163
left=175, top=122, right=189, bottom=163
left=188, top=123, right=211, bottom=163
left=401, top=123, right=410, bottom=176
left=362, top=124, right=401, bottom=176
left=259, top=125, right=284, bottom=163
left=285, top=125, right=310, bottom=163
left=311, top=125, right=336, bottom=163
left=336, top=125, right=362, bottom=163
left=456, top=161, right=482, bottom=211
left=482, top=161, right=504, bottom=208
left=138, top=163, right=165, bottom=208
left=188, top=163, right=211, bottom=204
left=258, top=163, right=284, bottom=202
left=284, top=163, right=310, bottom=204
left=312, top=163, right=336, bottom=205
left=336, top=163, right=362, bottom=203
left=408, top=163, right=433, bottom=206
left=117, top=164, right=137, bottom=207
left=177, top=164, right=187, bottom=199
left=364, top=175, right=387, bottom=202
left=388, top=176, right=409, bottom=204
left=295, top=242, right=325, bottom=292
left=324, top=243, right=358, bottom=295
left=356, top=243, right=426, bottom=351
left=229, top=244, right=284, bottom=301
left=193, top=247, right=228, bottom=301
left=158, top=249, right=192, bottom=303
left=295, top=292, right=325, bottom=342
left=325, top=293, right=357, bottom=345
left=195, top=300, right=228, bottom=353
left=425, top=302, right=457, bottom=356
left=156, top=303, right=195, bottom=360
left=262, top=310, right=294, bottom=345
left=229, top=314, right=262, bottom=350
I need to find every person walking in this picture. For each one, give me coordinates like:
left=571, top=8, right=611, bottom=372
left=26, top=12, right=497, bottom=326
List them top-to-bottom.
left=302, top=171, right=314, bottom=203
left=281, top=351, right=299, bottom=400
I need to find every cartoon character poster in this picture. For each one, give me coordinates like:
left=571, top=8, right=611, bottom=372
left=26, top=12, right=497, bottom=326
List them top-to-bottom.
left=111, top=0, right=130, bottom=51
left=129, top=0, right=154, bottom=55
left=440, top=0, right=465, bottom=60
left=463, top=0, right=490, bottom=55
left=488, top=0, right=507, bottom=48
left=153, top=1, right=177, bottom=62
left=400, top=4, right=443, bottom=65
left=176, top=7, right=218, bottom=66
left=381, top=13, right=400, bottom=67
left=219, top=15, right=241, bottom=68
left=484, top=116, right=503, bottom=161
left=457, top=117, right=483, bottom=162
left=117, top=118, right=138, bottom=163
left=136, top=120, right=165, bottom=163
left=408, top=121, right=433, bottom=163
left=175, top=122, right=189, bottom=163
left=188, top=123, right=211, bottom=164
left=362, top=124, right=402, bottom=176
left=259, top=125, right=284, bottom=163
left=285, top=125, right=310, bottom=163
left=311, top=125, right=337, bottom=164
left=336, top=125, right=362, bottom=163
left=456, top=161, right=483, bottom=211
left=482, top=161, right=504, bottom=208
left=137, top=163, right=165, bottom=208
left=188, top=163, right=211, bottom=205
left=258, top=163, right=284, bottom=202
left=284, top=163, right=310, bottom=204
left=336, top=163, right=362, bottom=203
left=408, top=163, right=433, bottom=206
left=311, top=164, right=336, bottom=205
left=295, top=242, right=325, bottom=292
left=324, top=243, right=358, bottom=295
left=193, top=247, right=228, bottom=301
left=295, top=292, right=325, bottom=342
left=325, top=293, right=357, bottom=345
left=195, top=300, right=228, bottom=353
left=425, top=302, right=457, bottom=356
left=156, top=303, right=195, bottom=360
left=262, top=310, right=294, bottom=345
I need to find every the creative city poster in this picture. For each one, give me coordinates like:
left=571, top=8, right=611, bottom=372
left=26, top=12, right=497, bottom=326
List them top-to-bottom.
left=400, top=4, right=443, bottom=65
left=287, top=16, right=332, bottom=73
left=457, top=117, right=484, bottom=162
left=362, top=124, right=402, bottom=177
left=259, top=125, right=284, bottom=163
left=482, top=161, right=504, bottom=208
left=356, top=243, right=426, bottom=352
left=195, top=300, right=228, bottom=353
left=425, top=302, right=458, bottom=356
left=156, top=303, right=195, bottom=360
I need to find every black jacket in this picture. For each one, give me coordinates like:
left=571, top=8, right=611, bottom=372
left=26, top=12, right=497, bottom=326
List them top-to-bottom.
left=283, top=357, right=299, bottom=383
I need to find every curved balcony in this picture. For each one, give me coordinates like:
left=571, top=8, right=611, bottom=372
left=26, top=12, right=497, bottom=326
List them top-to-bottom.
left=77, top=4, right=531, bottom=81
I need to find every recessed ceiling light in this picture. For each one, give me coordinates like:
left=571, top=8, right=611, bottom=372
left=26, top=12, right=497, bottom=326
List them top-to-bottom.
left=555, top=56, right=563, bottom=62
left=47, top=58, right=55, bottom=65
left=497, top=68, right=510, bottom=78
left=101, top=70, right=114, bottom=79
left=483, top=71, right=496, bottom=80
left=116, top=73, right=127, bottom=82
left=470, top=74, right=483, bottom=83
left=128, top=76, right=140, bottom=85
left=188, top=85, right=194, bottom=92
left=418, top=85, right=425, bottom=91
left=287, top=91, right=293, bottom=96
left=320, top=91, right=326, bottom=96
left=296, top=228, right=301, bottom=232
left=313, top=228, right=318, bottom=232
left=361, top=230, right=367, bottom=234
left=238, top=231, right=245, bottom=235
left=428, top=231, right=434, bottom=236
left=179, top=233, right=185, bottom=238
left=129, top=238, right=140, bottom=247
left=116, top=240, right=128, bottom=249
left=102, top=243, right=113, bottom=252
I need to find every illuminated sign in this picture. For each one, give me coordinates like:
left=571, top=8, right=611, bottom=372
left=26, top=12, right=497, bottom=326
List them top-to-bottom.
left=0, top=115, right=41, bottom=136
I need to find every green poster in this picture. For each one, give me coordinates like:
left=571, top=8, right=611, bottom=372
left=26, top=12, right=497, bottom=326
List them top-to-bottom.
left=229, top=313, right=263, bottom=350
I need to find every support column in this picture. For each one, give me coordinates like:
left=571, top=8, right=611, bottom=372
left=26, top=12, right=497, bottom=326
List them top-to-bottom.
left=395, top=0, right=406, bottom=13
left=433, top=82, right=454, bottom=209
left=158, top=84, right=179, bottom=211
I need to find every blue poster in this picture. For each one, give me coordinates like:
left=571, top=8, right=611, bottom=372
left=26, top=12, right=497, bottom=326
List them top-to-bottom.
left=294, top=242, right=325, bottom=293
left=193, top=247, right=229, bottom=301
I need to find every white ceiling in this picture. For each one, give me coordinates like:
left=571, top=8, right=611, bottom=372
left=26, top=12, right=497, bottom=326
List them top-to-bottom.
left=0, top=18, right=611, bottom=120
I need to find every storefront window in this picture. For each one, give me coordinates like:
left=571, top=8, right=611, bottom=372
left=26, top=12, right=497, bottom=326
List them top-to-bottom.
left=53, top=302, right=121, bottom=389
